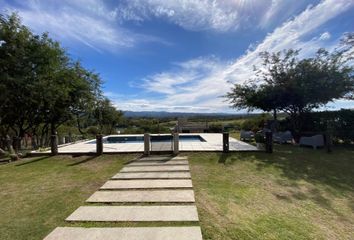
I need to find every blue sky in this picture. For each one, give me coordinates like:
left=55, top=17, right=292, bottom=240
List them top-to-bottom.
left=1, top=0, right=354, bottom=113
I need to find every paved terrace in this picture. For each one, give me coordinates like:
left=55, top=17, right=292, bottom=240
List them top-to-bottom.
left=40, top=133, right=258, bottom=154
left=44, top=155, right=203, bottom=240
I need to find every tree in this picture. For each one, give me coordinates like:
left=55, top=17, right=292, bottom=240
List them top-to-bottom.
left=0, top=13, right=103, bottom=149
left=226, top=47, right=354, bottom=134
left=94, top=98, right=123, bottom=134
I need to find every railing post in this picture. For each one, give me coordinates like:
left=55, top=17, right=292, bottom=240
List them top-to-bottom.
left=173, top=132, right=179, bottom=155
left=223, top=132, right=229, bottom=153
left=265, top=132, right=273, bottom=153
left=325, top=132, right=333, bottom=153
left=144, top=133, right=150, bottom=156
left=96, top=134, right=103, bottom=155
left=51, top=135, right=58, bottom=155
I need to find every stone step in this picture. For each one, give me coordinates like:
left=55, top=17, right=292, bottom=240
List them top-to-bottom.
left=138, top=156, right=174, bottom=161
left=138, top=156, right=188, bottom=161
left=171, top=156, right=188, bottom=160
left=126, top=160, right=189, bottom=166
left=121, top=165, right=190, bottom=172
left=112, top=172, right=191, bottom=179
left=101, top=179, right=193, bottom=189
left=86, top=190, right=195, bottom=203
left=66, top=206, right=199, bottom=222
left=44, top=227, right=203, bottom=240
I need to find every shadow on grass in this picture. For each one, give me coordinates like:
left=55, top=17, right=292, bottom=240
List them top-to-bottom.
left=215, top=145, right=354, bottom=217
left=223, top=145, right=354, bottom=191
left=218, top=153, right=231, bottom=164
left=124, top=154, right=146, bottom=165
left=67, top=155, right=98, bottom=166
left=15, top=156, right=51, bottom=166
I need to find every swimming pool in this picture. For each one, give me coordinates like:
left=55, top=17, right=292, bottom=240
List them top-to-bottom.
left=103, top=135, right=206, bottom=143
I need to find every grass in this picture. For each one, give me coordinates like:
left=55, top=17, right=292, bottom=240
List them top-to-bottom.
left=0, top=145, right=353, bottom=240
left=187, top=145, right=354, bottom=240
left=0, top=154, right=138, bottom=240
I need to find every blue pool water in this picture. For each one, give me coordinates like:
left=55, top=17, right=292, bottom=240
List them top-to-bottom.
left=101, top=135, right=206, bottom=143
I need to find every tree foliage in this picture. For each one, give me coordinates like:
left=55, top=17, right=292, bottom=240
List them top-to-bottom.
left=0, top=13, right=121, bottom=149
left=226, top=43, right=354, bottom=133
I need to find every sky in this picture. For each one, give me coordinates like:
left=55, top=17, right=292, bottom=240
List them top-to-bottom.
left=1, top=0, right=354, bottom=113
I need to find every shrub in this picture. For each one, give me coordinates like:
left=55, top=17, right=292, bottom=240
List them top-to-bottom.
left=278, top=109, right=354, bottom=143
left=241, top=114, right=271, bottom=131
left=209, top=123, right=223, bottom=133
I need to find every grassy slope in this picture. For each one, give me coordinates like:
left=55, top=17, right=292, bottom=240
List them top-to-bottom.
left=1, top=146, right=353, bottom=240
left=187, top=146, right=354, bottom=240
left=0, top=154, right=137, bottom=240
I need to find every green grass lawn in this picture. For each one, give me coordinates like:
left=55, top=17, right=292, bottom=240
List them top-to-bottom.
left=0, top=145, right=353, bottom=240
left=187, top=145, right=354, bottom=240
left=0, top=154, right=137, bottom=240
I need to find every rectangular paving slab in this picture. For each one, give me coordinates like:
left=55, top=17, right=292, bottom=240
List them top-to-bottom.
left=138, top=156, right=174, bottom=161
left=172, top=156, right=188, bottom=160
left=127, top=160, right=189, bottom=166
left=121, top=165, right=190, bottom=172
left=112, top=172, right=191, bottom=179
left=100, top=179, right=193, bottom=189
left=86, top=190, right=195, bottom=203
left=66, top=206, right=199, bottom=222
left=44, top=227, right=203, bottom=240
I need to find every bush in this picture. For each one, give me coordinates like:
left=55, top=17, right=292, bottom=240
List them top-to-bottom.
left=278, top=109, right=354, bottom=143
left=241, top=114, right=271, bottom=132
left=208, top=123, right=223, bottom=133
left=86, top=126, right=100, bottom=135
left=255, top=132, right=265, bottom=143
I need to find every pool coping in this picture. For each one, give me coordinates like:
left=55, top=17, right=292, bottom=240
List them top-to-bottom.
left=30, top=133, right=261, bottom=155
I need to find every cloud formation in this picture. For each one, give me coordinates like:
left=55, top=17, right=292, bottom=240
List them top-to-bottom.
left=2, top=0, right=163, bottom=52
left=2, top=0, right=353, bottom=112
left=116, top=0, right=311, bottom=32
left=127, top=0, right=354, bottom=112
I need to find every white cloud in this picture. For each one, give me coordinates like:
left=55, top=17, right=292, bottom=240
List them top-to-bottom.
left=2, top=0, right=164, bottom=52
left=116, top=0, right=320, bottom=32
left=117, top=0, right=274, bottom=31
left=126, top=0, right=354, bottom=112
left=259, top=0, right=311, bottom=29
left=319, top=32, right=331, bottom=40
left=141, top=57, right=222, bottom=94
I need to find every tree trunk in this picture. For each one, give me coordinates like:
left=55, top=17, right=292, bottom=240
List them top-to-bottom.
left=273, top=109, right=277, bottom=120
left=76, top=116, right=85, bottom=134
left=50, top=122, right=57, bottom=135
left=5, top=135, right=14, bottom=154
left=0, top=147, right=6, bottom=156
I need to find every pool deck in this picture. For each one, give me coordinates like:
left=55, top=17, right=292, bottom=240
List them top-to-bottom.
left=37, top=133, right=258, bottom=154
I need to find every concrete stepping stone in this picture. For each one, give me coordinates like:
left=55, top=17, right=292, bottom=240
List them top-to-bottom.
left=139, top=156, right=173, bottom=161
left=172, top=156, right=188, bottom=160
left=127, top=160, right=189, bottom=166
left=121, top=165, right=190, bottom=172
left=112, top=172, right=191, bottom=179
left=101, top=179, right=193, bottom=189
left=86, top=190, right=195, bottom=203
left=66, top=205, right=199, bottom=222
left=44, top=227, right=203, bottom=240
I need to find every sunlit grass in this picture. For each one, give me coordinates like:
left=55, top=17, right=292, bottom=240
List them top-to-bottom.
left=0, top=145, right=353, bottom=240
left=187, top=145, right=354, bottom=239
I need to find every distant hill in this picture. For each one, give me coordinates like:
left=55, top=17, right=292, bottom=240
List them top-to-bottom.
left=123, top=111, right=254, bottom=119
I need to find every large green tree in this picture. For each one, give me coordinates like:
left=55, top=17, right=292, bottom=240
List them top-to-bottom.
left=0, top=13, right=103, bottom=149
left=226, top=45, right=354, bottom=133
left=94, top=98, right=123, bottom=134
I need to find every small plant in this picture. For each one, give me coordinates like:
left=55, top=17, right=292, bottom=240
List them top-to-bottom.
left=255, top=132, right=265, bottom=143
left=38, top=147, right=50, bottom=152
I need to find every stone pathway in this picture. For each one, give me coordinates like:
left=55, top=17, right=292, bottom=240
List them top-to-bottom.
left=44, top=155, right=203, bottom=240
left=112, top=171, right=191, bottom=179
